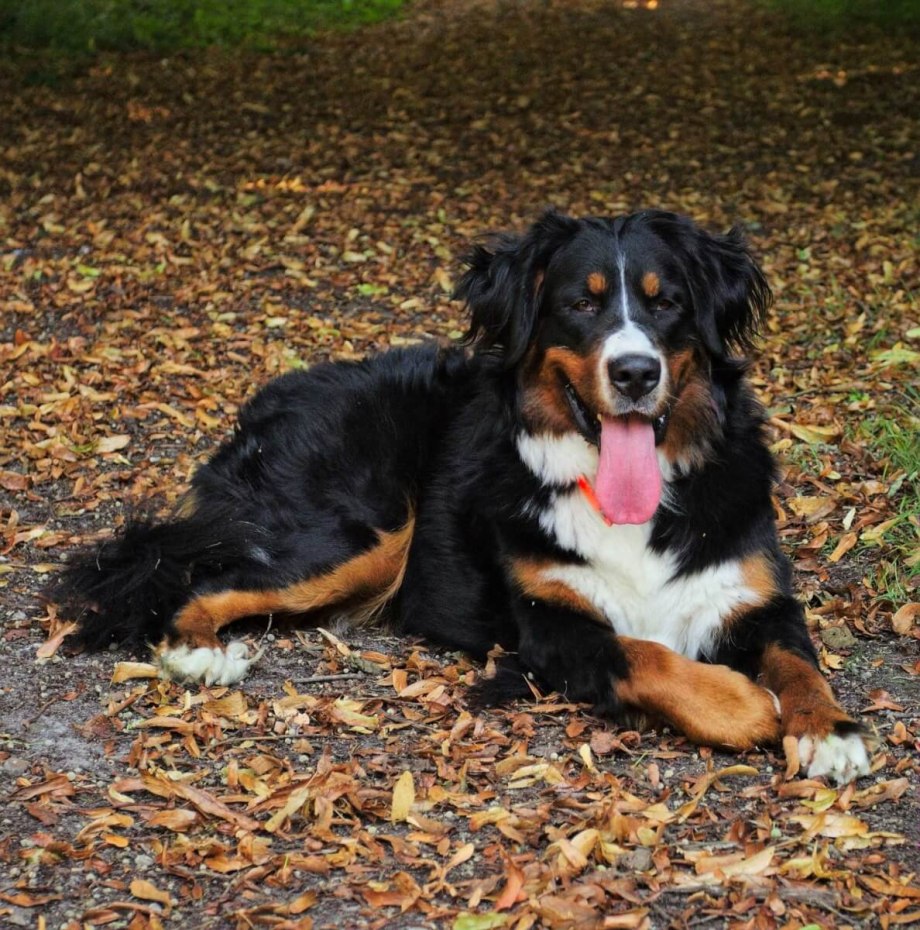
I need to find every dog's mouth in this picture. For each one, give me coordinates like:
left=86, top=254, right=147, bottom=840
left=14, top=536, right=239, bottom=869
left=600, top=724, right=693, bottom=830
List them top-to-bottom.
left=563, top=380, right=670, bottom=448
left=564, top=380, right=669, bottom=526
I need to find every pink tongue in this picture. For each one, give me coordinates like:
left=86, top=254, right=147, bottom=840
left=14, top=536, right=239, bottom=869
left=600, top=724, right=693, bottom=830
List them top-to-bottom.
left=594, top=416, right=662, bottom=525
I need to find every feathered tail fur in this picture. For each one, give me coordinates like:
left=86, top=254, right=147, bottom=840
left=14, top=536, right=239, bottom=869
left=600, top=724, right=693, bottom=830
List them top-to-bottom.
left=49, top=504, right=265, bottom=650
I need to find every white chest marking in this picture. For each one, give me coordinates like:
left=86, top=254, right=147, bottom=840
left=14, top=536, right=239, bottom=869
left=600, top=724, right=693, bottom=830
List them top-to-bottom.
left=537, top=489, right=757, bottom=659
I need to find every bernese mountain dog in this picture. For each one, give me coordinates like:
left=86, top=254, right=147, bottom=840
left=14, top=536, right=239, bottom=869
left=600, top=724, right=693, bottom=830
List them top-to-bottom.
left=52, top=210, right=871, bottom=784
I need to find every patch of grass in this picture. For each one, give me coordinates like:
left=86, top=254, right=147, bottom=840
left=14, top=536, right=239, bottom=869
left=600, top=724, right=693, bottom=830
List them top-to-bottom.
left=0, top=0, right=405, bottom=53
left=762, top=0, right=920, bottom=31
left=857, top=394, right=920, bottom=601
left=782, top=441, right=838, bottom=475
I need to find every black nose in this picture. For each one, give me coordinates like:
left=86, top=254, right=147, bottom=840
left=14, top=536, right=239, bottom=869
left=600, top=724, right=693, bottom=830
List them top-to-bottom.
left=608, top=354, right=662, bottom=401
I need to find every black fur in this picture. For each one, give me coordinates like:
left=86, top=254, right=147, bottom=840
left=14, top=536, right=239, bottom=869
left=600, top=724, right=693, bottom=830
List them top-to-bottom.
left=52, top=210, right=854, bottom=753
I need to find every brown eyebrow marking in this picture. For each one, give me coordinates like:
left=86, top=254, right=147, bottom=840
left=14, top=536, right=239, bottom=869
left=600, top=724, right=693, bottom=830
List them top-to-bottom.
left=642, top=271, right=660, bottom=298
left=586, top=272, right=607, bottom=295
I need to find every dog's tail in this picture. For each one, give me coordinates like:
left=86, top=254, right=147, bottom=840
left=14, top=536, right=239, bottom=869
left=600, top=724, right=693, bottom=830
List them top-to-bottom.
left=49, top=504, right=264, bottom=650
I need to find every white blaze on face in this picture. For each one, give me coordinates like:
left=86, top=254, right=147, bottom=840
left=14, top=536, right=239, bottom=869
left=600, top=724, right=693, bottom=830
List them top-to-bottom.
left=597, top=251, right=668, bottom=408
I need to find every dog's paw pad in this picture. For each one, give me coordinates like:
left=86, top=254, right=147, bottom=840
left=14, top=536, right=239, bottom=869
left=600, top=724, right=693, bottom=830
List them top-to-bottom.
left=157, top=641, right=256, bottom=686
left=799, top=731, right=871, bottom=785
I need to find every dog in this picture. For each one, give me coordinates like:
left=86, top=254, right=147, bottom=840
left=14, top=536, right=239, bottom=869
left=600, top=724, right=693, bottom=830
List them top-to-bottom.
left=52, top=210, right=871, bottom=784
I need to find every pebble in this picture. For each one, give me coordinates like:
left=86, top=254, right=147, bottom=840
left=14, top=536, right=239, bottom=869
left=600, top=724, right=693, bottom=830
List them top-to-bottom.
left=1, top=757, right=30, bottom=777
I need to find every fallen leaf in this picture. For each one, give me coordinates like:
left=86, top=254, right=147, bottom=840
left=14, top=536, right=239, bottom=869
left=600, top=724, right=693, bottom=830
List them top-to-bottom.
left=96, top=434, right=131, bottom=453
left=891, top=603, right=920, bottom=634
left=391, top=770, right=415, bottom=823
left=130, top=879, right=172, bottom=915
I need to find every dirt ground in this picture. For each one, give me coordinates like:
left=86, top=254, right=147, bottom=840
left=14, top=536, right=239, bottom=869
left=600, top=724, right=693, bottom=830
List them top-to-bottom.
left=1, top=0, right=918, bottom=927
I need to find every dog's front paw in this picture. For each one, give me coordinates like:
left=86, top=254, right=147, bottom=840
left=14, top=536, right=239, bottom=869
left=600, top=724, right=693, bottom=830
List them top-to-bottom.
left=156, top=640, right=257, bottom=686
left=797, top=725, right=871, bottom=785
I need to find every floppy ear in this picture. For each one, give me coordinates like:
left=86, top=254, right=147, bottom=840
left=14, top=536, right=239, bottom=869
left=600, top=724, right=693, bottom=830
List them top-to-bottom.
left=457, top=211, right=578, bottom=367
left=643, top=212, right=772, bottom=358
left=690, top=226, right=772, bottom=358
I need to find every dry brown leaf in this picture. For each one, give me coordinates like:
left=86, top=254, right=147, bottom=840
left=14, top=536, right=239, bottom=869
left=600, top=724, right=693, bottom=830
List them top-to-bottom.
left=827, top=531, right=858, bottom=563
left=891, top=603, right=920, bottom=634
left=35, top=621, right=77, bottom=659
left=130, top=879, right=172, bottom=914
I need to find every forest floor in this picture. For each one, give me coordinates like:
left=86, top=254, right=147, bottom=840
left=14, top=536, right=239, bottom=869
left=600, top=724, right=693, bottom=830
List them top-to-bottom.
left=1, top=0, right=918, bottom=927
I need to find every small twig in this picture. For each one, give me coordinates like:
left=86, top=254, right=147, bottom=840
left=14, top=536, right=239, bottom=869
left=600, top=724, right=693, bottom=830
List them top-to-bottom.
left=294, top=672, right=364, bottom=684
left=22, top=694, right=63, bottom=730
left=660, top=884, right=840, bottom=906
left=686, top=914, right=728, bottom=928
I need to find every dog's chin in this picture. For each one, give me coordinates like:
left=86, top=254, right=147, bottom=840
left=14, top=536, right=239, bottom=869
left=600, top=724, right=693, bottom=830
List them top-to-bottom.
left=563, top=381, right=670, bottom=448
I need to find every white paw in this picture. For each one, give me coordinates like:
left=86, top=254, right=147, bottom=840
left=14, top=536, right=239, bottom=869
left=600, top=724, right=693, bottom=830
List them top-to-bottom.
left=157, top=640, right=257, bottom=686
left=799, top=731, right=871, bottom=785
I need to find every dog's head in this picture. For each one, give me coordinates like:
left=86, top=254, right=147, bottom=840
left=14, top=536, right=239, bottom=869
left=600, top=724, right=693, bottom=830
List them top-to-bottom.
left=456, top=210, right=772, bottom=524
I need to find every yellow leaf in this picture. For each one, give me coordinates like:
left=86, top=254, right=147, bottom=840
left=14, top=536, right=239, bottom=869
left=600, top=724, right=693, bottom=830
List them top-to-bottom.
left=433, top=266, right=454, bottom=293
left=788, top=422, right=841, bottom=444
left=96, top=434, right=131, bottom=454
left=788, top=496, right=836, bottom=522
left=860, top=517, right=900, bottom=543
left=828, top=531, right=857, bottom=563
left=36, top=621, right=77, bottom=659
left=111, top=661, right=159, bottom=683
left=202, top=691, right=248, bottom=718
left=329, top=697, right=378, bottom=731
left=391, top=770, right=415, bottom=822
left=265, top=784, right=312, bottom=833
left=469, top=806, right=509, bottom=830
left=147, top=808, right=199, bottom=832
left=791, top=811, right=868, bottom=838
left=569, top=828, right=599, bottom=858
left=443, top=842, right=475, bottom=875
left=696, top=845, right=776, bottom=880
left=130, top=879, right=172, bottom=913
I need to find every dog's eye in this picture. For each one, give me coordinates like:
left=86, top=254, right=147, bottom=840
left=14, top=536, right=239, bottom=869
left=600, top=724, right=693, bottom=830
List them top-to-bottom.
left=571, top=298, right=597, bottom=313
left=654, top=298, right=676, bottom=313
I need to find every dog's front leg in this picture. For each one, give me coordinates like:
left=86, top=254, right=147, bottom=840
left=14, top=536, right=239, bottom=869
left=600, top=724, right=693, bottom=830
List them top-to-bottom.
left=507, top=590, right=781, bottom=751
left=716, top=597, right=873, bottom=784
left=759, top=633, right=872, bottom=784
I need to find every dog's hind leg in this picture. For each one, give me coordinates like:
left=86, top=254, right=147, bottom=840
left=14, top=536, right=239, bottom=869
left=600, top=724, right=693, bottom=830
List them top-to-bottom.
left=155, top=518, right=415, bottom=685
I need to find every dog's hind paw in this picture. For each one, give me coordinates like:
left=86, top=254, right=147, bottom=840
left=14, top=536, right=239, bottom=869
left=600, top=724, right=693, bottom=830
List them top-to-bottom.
left=156, top=640, right=258, bottom=686
left=799, top=729, right=871, bottom=785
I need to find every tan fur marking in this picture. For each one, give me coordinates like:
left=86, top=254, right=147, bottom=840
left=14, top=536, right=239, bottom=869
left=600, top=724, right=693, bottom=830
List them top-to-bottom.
left=586, top=271, right=607, bottom=295
left=641, top=271, right=660, bottom=298
left=519, top=345, right=605, bottom=435
left=661, top=349, right=719, bottom=469
left=666, top=349, right=695, bottom=389
left=172, top=518, right=415, bottom=647
left=741, top=553, right=777, bottom=604
left=510, top=558, right=605, bottom=622
left=616, top=638, right=781, bottom=750
left=761, top=643, right=855, bottom=741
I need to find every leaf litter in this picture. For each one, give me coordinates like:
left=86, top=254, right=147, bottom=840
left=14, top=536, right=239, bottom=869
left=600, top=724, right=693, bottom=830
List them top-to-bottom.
left=1, top=0, right=918, bottom=927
